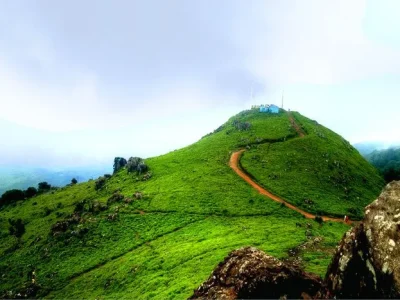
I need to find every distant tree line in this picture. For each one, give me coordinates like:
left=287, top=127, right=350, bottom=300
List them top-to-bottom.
left=366, top=148, right=400, bottom=182
left=1, top=154, right=150, bottom=206
left=0, top=177, right=80, bottom=208
left=0, top=181, right=52, bottom=207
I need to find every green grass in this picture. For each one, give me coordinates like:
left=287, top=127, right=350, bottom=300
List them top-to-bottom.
left=0, top=109, right=379, bottom=298
left=241, top=112, right=385, bottom=219
left=47, top=216, right=348, bottom=299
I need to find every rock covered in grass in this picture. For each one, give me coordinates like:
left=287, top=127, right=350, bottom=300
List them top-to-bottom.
left=326, top=181, right=400, bottom=298
left=190, top=247, right=326, bottom=299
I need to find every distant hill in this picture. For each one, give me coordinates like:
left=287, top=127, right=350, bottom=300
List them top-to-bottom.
left=0, top=109, right=385, bottom=299
left=241, top=112, right=384, bottom=218
left=353, top=141, right=386, bottom=156
left=354, top=141, right=400, bottom=156
left=365, top=147, right=400, bottom=182
left=0, top=166, right=111, bottom=196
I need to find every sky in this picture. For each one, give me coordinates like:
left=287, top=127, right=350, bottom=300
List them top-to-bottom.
left=1, top=0, right=400, bottom=168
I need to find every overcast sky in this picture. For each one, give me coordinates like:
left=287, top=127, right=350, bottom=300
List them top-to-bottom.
left=1, top=0, right=400, bottom=168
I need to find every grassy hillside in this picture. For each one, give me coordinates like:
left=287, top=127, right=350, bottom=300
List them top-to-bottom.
left=0, top=109, right=380, bottom=299
left=241, top=112, right=384, bottom=219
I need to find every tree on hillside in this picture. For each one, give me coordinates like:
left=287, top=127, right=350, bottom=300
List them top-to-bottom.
left=113, top=157, right=127, bottom=174
left=383, top=168, right=400, bottom=182
left=95, top=177, right=106, bottom=190
left=71, top=178, right=78, bottom=185
left=38, top=182, right=51, bottom=192
left=24, top=187, right=38, bottom=198
left=0, top=189, right=25, bottom=206
left=8, top=219, right=25, bottom=238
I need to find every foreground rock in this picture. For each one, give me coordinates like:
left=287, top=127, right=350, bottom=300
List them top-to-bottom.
left=192, top=181, right=400, bottom=299
left=326, top=181, right=400, bottom=298
left=190, top=247, right=326, bottom=299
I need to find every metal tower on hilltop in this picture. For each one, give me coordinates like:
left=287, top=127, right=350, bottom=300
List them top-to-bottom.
left=281, top=90, right=284, bottom=109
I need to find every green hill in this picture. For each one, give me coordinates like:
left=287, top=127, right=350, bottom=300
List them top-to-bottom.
left=0, top=109, right=384, bottom=299
left=241, top=112, right=384, bottom=219
left=365, top=147, right=400, bottom=182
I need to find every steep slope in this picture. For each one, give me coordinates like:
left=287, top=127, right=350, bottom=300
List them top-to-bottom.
left=0, top=109, right=382, bottom=299
left=241, top=112, right=384, bottom=219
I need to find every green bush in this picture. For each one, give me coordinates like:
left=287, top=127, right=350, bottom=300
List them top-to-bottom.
left=232, top=120, right=252, bottom=131
left=95, top=177, right=106, bottom=191
left=38, top=182, right=51, bottom=193
left=24, top=187, right=38, bottom=198
left=0, top=189, right=25, bottom=206
left=107, top=192, right=124, bottom=205
left=43, top=207, right=53, bottom=216
left=314, top=216, right=323, bottom=224
left=8, top=219, right=25, bottom=238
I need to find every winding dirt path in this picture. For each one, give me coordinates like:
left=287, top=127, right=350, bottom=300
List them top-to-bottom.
left=230, top=113, right=350, bottom=224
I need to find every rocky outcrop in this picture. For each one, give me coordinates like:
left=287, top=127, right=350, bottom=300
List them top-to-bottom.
left=113, top=157, right=127, bottom=174
left=192, top=181, right=400, bottom=299
left=326, top=181, right=400, bottom=298
left=190, top=247, right=327, bottom=299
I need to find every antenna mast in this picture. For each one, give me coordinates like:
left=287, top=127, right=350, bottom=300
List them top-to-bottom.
left=281, top=90, right=284, bottom=109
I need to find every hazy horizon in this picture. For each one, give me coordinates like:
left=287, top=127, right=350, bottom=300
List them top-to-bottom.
left=1, top=0, right=400, bottom=168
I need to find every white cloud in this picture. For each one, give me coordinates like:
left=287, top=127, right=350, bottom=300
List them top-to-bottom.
left=1, top=0, right=400, bottom=168
left=238, top=0, right=400, bottom=85
left=0, top=59, right=103, bottom=131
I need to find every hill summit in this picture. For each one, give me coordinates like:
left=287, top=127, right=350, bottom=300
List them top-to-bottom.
left=0, top=109, right=384, bottom=298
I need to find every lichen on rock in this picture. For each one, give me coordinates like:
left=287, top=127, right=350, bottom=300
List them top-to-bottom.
left=192, top=181, right=400, bottom=299
left=326, top=181, right=400, bottom=298
left=190, top=247, right=327, bottom=299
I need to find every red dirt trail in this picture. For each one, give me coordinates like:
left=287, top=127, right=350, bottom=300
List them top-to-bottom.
left=229, top=113, right=351, bottom=224
left=288, top=113, right=305, bottom=137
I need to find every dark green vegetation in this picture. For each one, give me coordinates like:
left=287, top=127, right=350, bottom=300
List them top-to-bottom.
left=0, top=109, right=383, bottom=298
left=241, top=112, right=384, bottom=219
left=365, top=147, right=400, bottom=182
left=0, top=181, right=55, bottom=207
